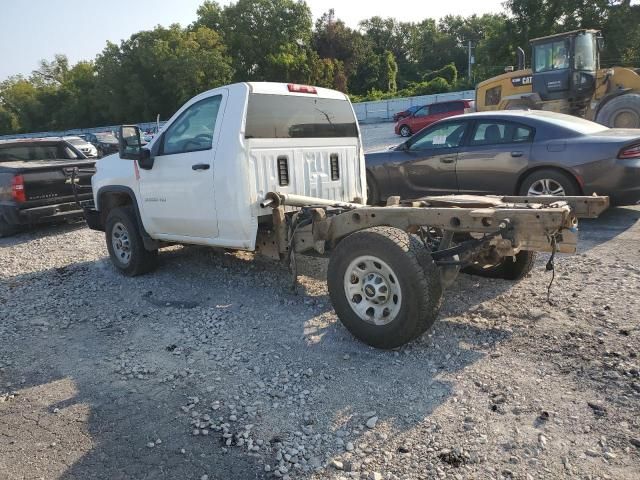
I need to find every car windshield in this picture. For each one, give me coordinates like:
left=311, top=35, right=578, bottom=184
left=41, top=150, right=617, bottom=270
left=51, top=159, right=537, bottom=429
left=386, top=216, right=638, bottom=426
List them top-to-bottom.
left=533, top=111, right=609, bottom=134
left=96, top=133, right=117, bottom=142
left=65, top=138, right=86, bottom=146
left=0, top=144, right=78, bottom=162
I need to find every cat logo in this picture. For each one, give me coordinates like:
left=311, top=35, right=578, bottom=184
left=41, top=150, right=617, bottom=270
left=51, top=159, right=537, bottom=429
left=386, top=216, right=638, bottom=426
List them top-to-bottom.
left=511, top=75, right=533, bottom=87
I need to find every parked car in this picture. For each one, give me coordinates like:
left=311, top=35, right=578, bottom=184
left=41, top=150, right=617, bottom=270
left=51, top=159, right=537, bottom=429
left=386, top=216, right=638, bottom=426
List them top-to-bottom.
left=395, top=99, right=474, bottom=137
left=392, top=105, right=423, bottom=122
left=367, top=110, right=640, bottom=206
left=84, top=132, right=119, bottom=157
left=64, top=135, right=98, bottom=158
left=0, top=138, right=95, bottom=236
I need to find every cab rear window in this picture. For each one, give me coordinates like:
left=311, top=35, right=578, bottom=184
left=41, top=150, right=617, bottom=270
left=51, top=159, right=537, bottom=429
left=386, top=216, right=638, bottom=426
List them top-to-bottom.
left=245, top=94, right=358, bottom=138
left=0, top=144, right=78, bottom=162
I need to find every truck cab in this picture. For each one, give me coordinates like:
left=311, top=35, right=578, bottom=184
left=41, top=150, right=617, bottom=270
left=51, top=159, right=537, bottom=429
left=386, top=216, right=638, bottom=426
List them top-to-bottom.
left=89, top=82, right=365, bottom=273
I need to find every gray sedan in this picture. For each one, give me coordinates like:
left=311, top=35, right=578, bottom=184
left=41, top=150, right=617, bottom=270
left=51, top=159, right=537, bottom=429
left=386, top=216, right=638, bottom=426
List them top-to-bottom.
left=365, top=110, right=640, bottom=206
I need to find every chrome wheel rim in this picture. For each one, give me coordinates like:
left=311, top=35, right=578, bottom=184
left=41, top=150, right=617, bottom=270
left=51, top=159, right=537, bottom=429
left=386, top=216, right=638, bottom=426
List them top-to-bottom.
left=400, top=126, right=410, bottom=137
left=527, top=179, right=566, bottom=196
left=111, top=222, right=132, bottom=265
left=343, top=255, right=402, bottom=326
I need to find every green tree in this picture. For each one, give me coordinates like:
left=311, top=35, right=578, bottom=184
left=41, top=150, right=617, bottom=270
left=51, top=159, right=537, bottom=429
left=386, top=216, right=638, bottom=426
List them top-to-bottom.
left=219, top=0, right=312, bottom=81
left=94, top=25, right=233, bottom=123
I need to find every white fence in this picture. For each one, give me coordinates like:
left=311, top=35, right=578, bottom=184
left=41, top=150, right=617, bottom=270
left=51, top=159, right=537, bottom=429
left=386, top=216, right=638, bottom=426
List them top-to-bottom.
left=0, top=89, right=477, bottom=140
left=353, top=90, right=476, bottom=123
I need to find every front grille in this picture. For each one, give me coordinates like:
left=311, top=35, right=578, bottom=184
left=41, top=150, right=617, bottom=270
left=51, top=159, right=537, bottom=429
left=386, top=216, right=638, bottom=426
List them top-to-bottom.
left=277, top=156, right=289, bottom=186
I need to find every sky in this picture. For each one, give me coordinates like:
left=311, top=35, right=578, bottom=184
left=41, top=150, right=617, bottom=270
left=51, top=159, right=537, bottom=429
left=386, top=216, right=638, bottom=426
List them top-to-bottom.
left=0, top=0, right=504, bottom=81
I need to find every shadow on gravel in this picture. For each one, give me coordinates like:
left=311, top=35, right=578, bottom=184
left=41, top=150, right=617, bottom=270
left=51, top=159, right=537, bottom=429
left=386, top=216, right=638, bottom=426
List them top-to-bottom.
left=577, top=206, right=640, bottom=252
left=0, top=220, right=87, bottom=248
left=1, top=231, right=516, bottom=480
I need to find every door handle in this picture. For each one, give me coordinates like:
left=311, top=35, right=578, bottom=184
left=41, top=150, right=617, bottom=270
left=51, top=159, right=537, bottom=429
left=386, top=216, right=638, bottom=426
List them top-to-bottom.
left=511, top=151, right=524, bottom=158
left=440, top=156, right=456, bottom=164
left=192, top=163, right=210, bottom=170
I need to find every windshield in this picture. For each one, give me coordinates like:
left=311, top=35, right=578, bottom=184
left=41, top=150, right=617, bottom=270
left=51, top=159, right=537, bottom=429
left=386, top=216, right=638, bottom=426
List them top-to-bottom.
left=574, top=32, right=597, bottom=71
left=533, top=39, right=570, bottom=73
left=245, top=94, right=358, bottom=138
left=95, top=133, right=117, bottom=142
left=66, top=138, right=86, bottom=146
left=0, top=144, right=79, bottom=162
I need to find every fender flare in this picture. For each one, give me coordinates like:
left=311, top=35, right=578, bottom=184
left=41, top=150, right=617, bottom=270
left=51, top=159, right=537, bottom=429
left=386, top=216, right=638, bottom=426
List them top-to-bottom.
left=97, top=185, right=159, bottom=251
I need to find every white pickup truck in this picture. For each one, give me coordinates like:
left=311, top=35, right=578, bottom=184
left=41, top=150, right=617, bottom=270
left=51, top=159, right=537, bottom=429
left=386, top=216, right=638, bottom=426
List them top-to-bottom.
left=85, top=81, right=609, bottom=349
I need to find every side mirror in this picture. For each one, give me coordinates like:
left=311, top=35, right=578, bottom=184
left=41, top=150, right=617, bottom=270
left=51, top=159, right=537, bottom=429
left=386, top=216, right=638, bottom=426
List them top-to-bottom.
left=597, top=35, right=605, bottom=52
left=119, top=125, right=142, bottom=160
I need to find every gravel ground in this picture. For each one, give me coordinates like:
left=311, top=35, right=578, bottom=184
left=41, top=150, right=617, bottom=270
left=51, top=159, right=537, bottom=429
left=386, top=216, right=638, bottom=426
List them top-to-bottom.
left=1, top=123, right=639, bottom=479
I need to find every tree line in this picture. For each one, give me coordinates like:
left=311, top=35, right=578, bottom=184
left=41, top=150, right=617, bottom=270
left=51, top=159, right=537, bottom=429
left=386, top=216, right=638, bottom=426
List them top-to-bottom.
left=2, top=0, right=640, bottom=135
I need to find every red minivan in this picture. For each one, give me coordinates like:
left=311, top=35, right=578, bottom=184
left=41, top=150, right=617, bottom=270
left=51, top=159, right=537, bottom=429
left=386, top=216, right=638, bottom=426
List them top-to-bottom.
left=395, top=99, right=474, bottom=137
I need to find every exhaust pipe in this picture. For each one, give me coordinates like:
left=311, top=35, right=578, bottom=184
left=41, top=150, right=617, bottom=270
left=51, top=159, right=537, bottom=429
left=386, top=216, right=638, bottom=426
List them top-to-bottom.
left=516, top=47, right=526, bottom=71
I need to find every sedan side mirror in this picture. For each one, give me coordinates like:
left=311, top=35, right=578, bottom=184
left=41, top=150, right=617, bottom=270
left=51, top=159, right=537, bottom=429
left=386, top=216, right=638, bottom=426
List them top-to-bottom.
left=119, top=125, right=142, bottom=160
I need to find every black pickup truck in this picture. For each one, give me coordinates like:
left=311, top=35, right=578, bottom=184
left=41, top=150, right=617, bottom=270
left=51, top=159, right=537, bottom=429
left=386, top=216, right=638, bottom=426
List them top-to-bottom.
left=0, top=138, right=95, bottom=237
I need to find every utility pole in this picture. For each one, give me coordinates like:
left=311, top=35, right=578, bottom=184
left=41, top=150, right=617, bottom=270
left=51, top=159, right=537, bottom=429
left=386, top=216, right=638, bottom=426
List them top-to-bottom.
left=467, top=40, right=474, bottom=84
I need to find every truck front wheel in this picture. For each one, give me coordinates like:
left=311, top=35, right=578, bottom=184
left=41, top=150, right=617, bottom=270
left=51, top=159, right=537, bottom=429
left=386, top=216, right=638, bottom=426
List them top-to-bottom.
left=105, top=206, right=157, bottom=276
left=327, top=227, right=443, bottom=349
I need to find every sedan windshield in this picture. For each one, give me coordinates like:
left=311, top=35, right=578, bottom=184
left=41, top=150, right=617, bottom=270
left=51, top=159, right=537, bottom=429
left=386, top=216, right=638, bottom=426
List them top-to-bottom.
left=96, top=133, right=117, bottom=143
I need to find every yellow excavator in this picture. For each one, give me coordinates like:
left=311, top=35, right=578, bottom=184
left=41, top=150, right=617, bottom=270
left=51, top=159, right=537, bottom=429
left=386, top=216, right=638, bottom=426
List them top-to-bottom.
left=475, top=29, right=640, bottom=128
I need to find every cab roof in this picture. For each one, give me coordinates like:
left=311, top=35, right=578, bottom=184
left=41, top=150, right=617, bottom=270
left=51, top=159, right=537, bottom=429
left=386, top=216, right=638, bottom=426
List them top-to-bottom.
left=530, top=29, right=600, bottom=44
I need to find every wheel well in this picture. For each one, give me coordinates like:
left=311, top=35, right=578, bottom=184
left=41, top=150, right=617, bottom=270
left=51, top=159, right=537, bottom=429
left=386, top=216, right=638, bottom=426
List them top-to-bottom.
left=514, top=166, right=583, bottom=195
left=99, top=192, right=133, bottom=225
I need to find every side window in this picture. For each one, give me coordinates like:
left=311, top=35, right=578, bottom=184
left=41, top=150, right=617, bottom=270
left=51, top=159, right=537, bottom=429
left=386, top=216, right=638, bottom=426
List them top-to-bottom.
left=485, top=86, right=502, bottom=106
left=161, top=95, right=222, bottom=156
left=448, top=102, right=463, bottom=113
left=429, top=103, right=445, bottom=115
left=413, top=106, right=429, bottom=117
left=470, top=121, right=534, bottom=146
left=409, top=122, right=467, bottom=150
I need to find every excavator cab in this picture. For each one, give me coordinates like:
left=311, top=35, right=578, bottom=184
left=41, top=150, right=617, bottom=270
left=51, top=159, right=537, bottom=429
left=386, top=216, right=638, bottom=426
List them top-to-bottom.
left=530, top=30, right=602, bottom=109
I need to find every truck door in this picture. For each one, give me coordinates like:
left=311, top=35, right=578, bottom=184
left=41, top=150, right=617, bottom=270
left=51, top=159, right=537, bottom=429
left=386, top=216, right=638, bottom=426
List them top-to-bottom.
left=137, top=91, right=226, bottom=239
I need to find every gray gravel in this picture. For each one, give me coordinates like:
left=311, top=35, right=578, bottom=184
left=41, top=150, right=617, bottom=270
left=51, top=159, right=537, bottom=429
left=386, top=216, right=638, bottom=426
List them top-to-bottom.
left=1, top=123, right=639, bottom=479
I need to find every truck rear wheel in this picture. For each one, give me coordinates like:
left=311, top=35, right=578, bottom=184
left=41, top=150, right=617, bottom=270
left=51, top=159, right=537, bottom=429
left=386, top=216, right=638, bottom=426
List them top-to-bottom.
left=596, top=94, right=640, bottom=128
left=105, top=206, right=157, bottom=276
left=327, top=226, right=443, bottom=349
left=463, top=250, right=537, bottom=281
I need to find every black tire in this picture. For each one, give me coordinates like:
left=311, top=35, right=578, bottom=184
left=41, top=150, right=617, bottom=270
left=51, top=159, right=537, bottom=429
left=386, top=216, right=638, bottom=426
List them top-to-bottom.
left=595, top=93, right=640, bottom=128
left=399, top=125, right=412, bottom=137
left=518, top=169, right=579, bottom=197
left=366, top=171, right=381, bottom=206
left=105, top=206, right=157, bottom=276
left=0, top=216, right=19, bottom=238
left=327, top=226, right=443, bottom=349
left=463, top=250, right=538, bottom=281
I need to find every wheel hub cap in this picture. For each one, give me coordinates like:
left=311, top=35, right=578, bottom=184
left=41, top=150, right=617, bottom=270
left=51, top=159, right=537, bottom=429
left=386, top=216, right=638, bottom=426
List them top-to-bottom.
left=527, top=179, right=566, bottom=196
left=111, top=222, right=132, bottom=265
left=344, top=255, right=402, bottom=326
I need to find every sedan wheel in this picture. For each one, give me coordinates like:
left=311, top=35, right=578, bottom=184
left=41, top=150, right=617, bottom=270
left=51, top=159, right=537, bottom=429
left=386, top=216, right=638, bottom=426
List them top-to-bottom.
left=399, top=125, right=411, bottom=137
left=519, top=169, right=578, bottom=198
left=527, top=178, right=566, bottom=196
